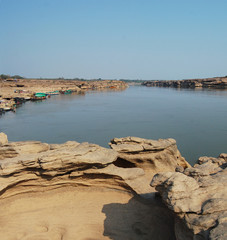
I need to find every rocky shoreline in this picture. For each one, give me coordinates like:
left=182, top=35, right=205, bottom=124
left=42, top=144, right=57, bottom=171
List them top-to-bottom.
left=142, top=76, right=227, bottom=89
left=0, top=79, right=128, bottom=113
left=0, top=133, right=226, bottom=239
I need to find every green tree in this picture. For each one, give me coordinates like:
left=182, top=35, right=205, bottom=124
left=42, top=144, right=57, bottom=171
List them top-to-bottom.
left=0, top=74, right=10, bottom=79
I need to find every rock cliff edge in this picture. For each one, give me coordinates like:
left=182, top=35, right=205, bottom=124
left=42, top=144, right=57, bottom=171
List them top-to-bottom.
left=0, top=133, right=225, bottom=240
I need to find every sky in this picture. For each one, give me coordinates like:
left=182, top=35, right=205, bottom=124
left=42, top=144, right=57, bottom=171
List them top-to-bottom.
left=0, top=0, right=227, bottom=80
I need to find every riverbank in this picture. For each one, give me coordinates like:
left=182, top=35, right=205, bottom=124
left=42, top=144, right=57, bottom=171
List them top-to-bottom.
left=142, top=76, right=227, bottom=89
left=0, top=79, right=128, bottom=112
left=0, top=133, right=226, bottom=239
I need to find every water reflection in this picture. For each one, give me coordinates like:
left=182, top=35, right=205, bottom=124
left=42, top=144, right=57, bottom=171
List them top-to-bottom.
left=169, top=87, right=227, bottom=97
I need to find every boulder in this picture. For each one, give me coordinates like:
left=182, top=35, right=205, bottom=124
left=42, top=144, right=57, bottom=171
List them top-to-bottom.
left=0, top=132, right=8, bottom=146
left=109, top=136, right=190, bottom=194
left=109, top=137, right=190, bottom=172
left=219, top=153, right=227, bottom=161
left=151, top=154, right=227, bottom=240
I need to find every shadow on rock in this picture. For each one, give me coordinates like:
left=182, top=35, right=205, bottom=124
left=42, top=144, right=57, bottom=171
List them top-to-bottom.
left=102, top=194, right=176, bottom=240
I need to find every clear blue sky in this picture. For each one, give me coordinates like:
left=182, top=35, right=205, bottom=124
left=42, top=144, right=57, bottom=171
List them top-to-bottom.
left=0, top=0, right=226, bottom=80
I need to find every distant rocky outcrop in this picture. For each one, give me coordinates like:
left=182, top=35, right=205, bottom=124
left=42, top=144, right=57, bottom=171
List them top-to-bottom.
left=142, top=77, right=227, bottom=89
left=151, top=154, right=227, bottom=240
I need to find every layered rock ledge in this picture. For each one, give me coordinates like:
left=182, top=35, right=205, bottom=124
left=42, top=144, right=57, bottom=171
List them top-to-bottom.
left=142, top=77, right=227, bottom=89
left=0, top=132, right=226, bottom=240
left=0, top=133, right=182, bottom=240
left=109, top=136, right=190, bottom=194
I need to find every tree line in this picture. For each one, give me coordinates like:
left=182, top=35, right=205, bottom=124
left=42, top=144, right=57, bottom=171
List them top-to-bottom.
left=0, top=74, right=24, bottom=80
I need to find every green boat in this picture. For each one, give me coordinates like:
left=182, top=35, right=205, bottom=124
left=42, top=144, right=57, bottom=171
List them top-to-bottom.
left=65, top=90, right=72, bottom=94
left=32, top=93, right=47, bottom=101
left=35, top=93, right=47, bottom=97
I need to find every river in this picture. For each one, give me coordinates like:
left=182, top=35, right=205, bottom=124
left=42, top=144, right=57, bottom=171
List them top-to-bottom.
left=1, top=86, right=227, bottom=165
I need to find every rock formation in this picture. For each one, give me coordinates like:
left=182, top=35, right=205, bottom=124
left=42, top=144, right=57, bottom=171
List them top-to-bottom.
left=142, top=77, right=227, bottom=89
left=0, top=132, right=225, bottom=240
left=0, top=132, right=8, bottom=146
left=0, top=133, right=179, bottom=240
left=109, top=136, right=190, bottom=193
left=109, top=136, right=190, bottom=171
left=151, top=154, right=227, bottom=240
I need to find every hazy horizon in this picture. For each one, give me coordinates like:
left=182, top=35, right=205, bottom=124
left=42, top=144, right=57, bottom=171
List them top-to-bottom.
left=1, top=0, right=227, bottom=80
left=1, top=74, right=227, bottom=81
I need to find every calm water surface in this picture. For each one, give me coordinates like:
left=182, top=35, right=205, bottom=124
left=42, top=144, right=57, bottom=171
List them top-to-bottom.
left=1, top=86, right=227, bottom=165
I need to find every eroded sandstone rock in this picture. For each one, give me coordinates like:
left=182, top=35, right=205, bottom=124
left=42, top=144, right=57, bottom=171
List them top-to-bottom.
left=0, top=132, right=8, bottom=146
left=3, top=133, right=225, bottom=240
left=0, top=134, right=179, bottom=239
left=109, top=136, right=190, bottom=171
left=109, top=136, right=190, bottom=195
left=0, top=141, right=50, bottom=160
left=7, top=141, right=50, bottom=154
left=0, top=146, right=18, bottom=160
left=151, top=154, right=227, bottom=240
